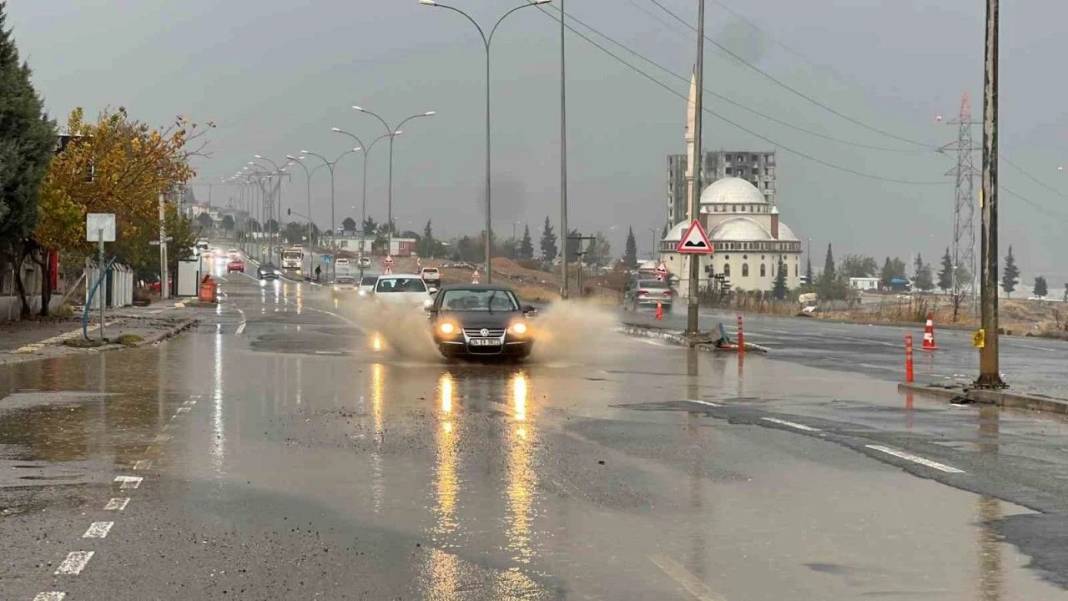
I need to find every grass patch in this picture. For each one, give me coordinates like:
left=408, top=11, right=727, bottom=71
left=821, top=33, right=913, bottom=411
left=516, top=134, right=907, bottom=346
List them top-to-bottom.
left=116, top=334, right=144, bottom=347
left=63, top=337, right=105, bottom=348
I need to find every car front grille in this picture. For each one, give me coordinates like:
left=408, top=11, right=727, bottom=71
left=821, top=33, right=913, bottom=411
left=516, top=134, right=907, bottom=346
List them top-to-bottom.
left=463, top=328, right=506, bottom=338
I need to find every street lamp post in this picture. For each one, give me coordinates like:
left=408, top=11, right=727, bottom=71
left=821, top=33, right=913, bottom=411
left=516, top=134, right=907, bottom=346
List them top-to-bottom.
left=420, top=0, right=549, bottom=283
left=351, top=106, right=434, bottom=259
left=331, top=129, right=393, bottom=259
left=300, top=148, right=362, bottom=280
left=253, top=155, right=292, bottom=264
left=285, top=155, right=314, bottom=248
left=648, top=227, right=659, bottom=260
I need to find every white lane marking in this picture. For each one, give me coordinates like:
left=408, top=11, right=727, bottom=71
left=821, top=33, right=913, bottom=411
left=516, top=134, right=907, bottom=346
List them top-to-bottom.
left=235, top=306, right=247, bottom=335
left=314, top=350, right=344, bottom=356
left=683, top=399, right=722, bottom=408
left=177, top=406, right=191, bottom=414
left=761, top=417, right=821, bottom=432
left=154, top=433, right=172, bottom=443
left=866, top=444, right=965, bottom=474
left=133, top=459, right=153, bottom=470
left=114, top=475, right=143, bottom=489
left=104, top=497, right=130, bottom=511
left=83, top=521, right=114, bottom=539
left=55, top=551, right=94, bottom=575
left=649, top=554, right=727, bottom=601
left=33, top=593, right=66, bottom=601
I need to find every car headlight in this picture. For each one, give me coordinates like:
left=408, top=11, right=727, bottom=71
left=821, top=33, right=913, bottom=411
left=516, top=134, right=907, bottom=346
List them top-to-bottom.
left=509, top=321, right=528, bottom=336
left=438, top=322, right=459, bottom=336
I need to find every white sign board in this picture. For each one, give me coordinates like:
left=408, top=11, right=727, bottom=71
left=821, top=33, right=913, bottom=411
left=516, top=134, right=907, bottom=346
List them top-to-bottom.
left=86, top=213, right=116, bottom=242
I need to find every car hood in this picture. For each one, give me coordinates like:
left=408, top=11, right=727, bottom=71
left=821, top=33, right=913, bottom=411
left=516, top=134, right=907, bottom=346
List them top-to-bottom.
left=438, top=311, right=520, bottom=329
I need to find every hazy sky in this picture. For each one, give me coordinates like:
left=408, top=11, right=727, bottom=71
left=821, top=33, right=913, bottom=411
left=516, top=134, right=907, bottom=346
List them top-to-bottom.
left=8, top=1, right=1068, bottom=284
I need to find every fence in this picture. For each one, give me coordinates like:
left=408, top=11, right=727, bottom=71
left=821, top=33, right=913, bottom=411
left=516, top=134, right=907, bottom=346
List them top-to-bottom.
left=84, top=261, right=133, bottom=309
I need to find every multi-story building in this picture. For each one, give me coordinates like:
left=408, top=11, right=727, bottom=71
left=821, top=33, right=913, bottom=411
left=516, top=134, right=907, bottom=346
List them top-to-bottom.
left=667, top=150, right=777, bottom=225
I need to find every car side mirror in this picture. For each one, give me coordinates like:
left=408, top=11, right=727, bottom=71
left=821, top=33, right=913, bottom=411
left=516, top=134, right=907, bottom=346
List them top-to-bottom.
left=428, top=287, right=438, bottom=294
left=423, top=298, right=435, bottom=311
left=522, top=305, right=537, bottom=317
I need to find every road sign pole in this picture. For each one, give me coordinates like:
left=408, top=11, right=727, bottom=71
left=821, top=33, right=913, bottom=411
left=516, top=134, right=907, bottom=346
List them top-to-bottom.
left=687, top=0, right=706, bottom=337
left=98, top=228, right=106, bottom=342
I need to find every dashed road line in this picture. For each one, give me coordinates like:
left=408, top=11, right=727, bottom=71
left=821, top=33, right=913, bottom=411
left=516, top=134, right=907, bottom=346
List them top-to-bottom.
left=683, top=399, right=722, bottom=408
left=177, top=406, right=190, bottom=414
left=761, top=417, right=821, bottom=432
left=153, top=433, right=172, bottom=443
left=866, top=444, right=965, bottom=474
left=133, top=459, right=153, bottom=470
left=114, top=475, right=143, bottom=489
left=104, top=497, right=130, bottom=511
left=82, top=521, right=114, bottom=539
left=55, top=551, right=94, bottom=575
left=649, top=554, right=727, bottom=601
left=33, top=592, right=66, bottom=601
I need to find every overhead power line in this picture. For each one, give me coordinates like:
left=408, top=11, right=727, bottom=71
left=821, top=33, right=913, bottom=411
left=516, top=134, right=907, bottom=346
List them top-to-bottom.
left=646, top=0, right=937, bottom=150
left=568, top=3, right=926, bottom=154
left=537, top=4, right=946, bottom=185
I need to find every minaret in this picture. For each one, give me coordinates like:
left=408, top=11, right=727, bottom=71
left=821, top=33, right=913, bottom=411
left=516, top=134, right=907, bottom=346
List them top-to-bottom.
left=684, top=70, right=697, bottom=221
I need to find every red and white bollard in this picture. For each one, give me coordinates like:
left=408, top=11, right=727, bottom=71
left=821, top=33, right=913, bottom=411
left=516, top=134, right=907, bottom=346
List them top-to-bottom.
left=471, top=269, right=480, bottom=284
left=655, top=302, right=664, bottom=321
left=921, top=312, right=938, bottom=351
left=737, top=314, right=745, bottom=355
left=904, top=334, right=914, bottom=383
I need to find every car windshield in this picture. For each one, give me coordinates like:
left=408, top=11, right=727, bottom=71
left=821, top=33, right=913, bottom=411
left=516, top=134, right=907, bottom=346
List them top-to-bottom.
left=375, top=277, right=427, bottom=293
left=638, top=280, right=668, bottom=289
left=440, top=289, right=519, bottom=312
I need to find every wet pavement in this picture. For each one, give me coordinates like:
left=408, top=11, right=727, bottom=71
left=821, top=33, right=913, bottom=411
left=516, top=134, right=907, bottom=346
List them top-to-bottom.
left=2, top=272, right=1068, bottom=599
left=626, top=304, right=1068, bottom=400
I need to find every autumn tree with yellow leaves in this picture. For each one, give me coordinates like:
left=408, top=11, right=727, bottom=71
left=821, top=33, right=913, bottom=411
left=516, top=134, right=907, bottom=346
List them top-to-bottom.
left=33, top=107, right=210, bottom=312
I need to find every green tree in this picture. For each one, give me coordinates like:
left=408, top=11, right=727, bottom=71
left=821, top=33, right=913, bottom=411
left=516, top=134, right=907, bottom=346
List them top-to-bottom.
left=0, top=4, right=57, bottom=317
left=196, top=212, right=213, bottom=230
left=221, top=214, right=235, bottom=232
left=341, top=216, right=357, bottom=232
left=540, top=216, right=557, bottom=261
left=362, top=217, right=377, bottom=236
left=265, top=219, right=279, bottom=233
left=284, top=221, right=305, bottom=244
left=519, top=225, right=534, bottom=260
left=624, top=226, right=638, bottom=268
left=566, top=229, right=582, bottom=262
left=585, top=232, right=612, bottom=267
left=818, top=244, right=844, bottom=300
left=1002, top=245, right=1020, bottom=297
left=937, top=247, right=953, bottom=292
left=804, top=254, right=813, bottom=285
left=839, top=254, right=877, bottom=278
left=913, top=254, right=934, bottom=292
left=879, top=256, right=907, bottom=288
left=772, top=258, right=788, bottom=300
left=1034, top=275, right=1048, bottom=298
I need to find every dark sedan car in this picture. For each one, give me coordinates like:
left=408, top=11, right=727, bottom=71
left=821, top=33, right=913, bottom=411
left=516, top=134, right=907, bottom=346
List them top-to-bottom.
left=428, top=284, right=537, bottom=359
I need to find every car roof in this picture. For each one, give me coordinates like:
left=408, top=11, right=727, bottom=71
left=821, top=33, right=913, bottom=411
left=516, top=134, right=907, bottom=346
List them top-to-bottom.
left=376, top=273, right=422, bottom=278
left=438, top=283, right=517, bottom=292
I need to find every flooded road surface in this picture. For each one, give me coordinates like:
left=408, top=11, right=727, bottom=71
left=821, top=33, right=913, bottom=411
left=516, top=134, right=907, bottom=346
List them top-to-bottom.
left=3, top=273, right=1068, bottom=600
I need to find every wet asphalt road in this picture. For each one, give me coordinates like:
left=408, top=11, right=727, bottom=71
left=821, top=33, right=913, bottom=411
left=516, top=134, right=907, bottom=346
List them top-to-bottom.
left=3, top=272, right=1068, bottom=599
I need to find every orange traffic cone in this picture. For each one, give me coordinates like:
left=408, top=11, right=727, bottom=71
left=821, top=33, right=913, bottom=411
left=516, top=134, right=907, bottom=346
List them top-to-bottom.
left=655, top=302, right=664, bottom=321
left=921, top=312, right=938, bottom=351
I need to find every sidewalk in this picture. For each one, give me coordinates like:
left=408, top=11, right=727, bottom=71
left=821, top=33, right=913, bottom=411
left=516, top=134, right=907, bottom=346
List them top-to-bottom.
left=0, top=300, right=202, bottom=366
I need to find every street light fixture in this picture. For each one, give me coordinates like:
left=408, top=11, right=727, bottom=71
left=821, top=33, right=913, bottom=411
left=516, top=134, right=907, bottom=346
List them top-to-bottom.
left=419, top=0, right=550, bottom=282
left=350, top=106, right=435, bottom=257
left=331, top=127, right=395, bottom=259
left=299, top=147, right=361, bottom=280
left=285, top=154, right=315, bottom=248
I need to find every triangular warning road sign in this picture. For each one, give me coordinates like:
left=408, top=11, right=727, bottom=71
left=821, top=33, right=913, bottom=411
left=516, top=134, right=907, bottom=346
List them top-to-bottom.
left=675, top=220, right=714, bottom=254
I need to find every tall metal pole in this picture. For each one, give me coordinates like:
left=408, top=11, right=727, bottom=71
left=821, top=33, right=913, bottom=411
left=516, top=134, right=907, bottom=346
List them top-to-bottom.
left=559, top=0, right=569, bottom=299
left=686, top=0, right=706, bottom=336
left=977, top=0, right=1004, bottom=388
left=484, top=43, right=493, bottom=282
left=387, top=136, right=395, bottom=257
left=362, top=152, right=369, bottom=257
left=329, top=163, right=337, bottom=280
left=98, top=230, right=106, bottom=341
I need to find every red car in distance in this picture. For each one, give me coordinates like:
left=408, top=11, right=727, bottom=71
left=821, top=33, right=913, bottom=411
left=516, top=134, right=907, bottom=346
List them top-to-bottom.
left=227, top=258, right=245, bottom=273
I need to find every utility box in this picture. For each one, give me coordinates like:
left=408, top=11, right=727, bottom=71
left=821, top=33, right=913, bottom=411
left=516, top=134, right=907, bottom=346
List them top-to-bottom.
left=176, top=260, right=200, bottom=297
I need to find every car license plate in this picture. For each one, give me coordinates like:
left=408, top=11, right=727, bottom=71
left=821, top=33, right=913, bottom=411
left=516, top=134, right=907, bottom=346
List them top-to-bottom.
left=470, top=338, right=502, bottom=347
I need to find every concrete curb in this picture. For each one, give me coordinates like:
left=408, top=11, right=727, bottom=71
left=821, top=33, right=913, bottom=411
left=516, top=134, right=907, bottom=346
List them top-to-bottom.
left=136, top=318, right=199, bottom=347
left=898, top=382, right=1068, bottom=415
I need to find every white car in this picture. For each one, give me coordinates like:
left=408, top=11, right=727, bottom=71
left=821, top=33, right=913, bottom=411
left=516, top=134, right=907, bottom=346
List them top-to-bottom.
left=420, top=267, right=441, bottom=288
left=372, top=274, right=435, bottom=306
left=357, top=275, right=379, bottom=297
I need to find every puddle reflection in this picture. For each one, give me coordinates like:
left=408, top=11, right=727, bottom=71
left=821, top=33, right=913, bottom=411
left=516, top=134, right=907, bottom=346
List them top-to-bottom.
left=370, top=362, right=385, bottom=512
